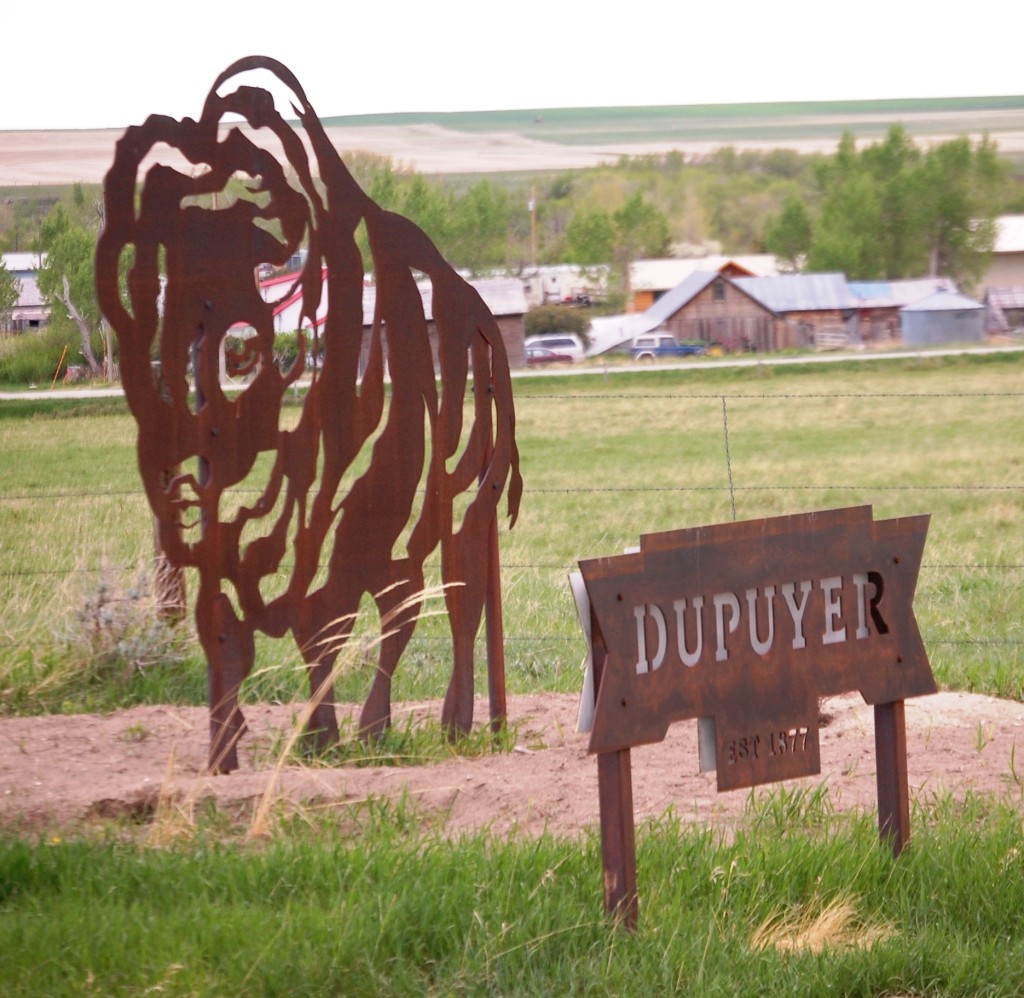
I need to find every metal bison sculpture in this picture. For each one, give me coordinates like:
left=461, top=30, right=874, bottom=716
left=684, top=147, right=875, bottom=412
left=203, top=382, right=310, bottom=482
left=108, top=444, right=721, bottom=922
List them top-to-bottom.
left=96, top=56, right=522, bottom=773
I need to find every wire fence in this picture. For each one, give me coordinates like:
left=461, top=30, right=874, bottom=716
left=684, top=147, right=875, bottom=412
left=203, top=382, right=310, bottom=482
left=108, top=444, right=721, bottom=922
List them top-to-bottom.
left=2, top=375, right=1022, bottom=696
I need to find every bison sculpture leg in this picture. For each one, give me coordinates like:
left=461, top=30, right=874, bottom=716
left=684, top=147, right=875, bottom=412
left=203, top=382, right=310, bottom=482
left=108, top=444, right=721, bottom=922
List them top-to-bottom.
left=440, top=541, right=490, bottom=739
left=358, top=560, right=427, bottom=740
left=196, top=584, right=256, bottom=774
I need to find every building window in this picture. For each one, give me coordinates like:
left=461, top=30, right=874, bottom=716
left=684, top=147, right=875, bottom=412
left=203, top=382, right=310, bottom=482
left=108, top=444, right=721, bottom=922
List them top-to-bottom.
left=713, top=279, right=725, bottom=303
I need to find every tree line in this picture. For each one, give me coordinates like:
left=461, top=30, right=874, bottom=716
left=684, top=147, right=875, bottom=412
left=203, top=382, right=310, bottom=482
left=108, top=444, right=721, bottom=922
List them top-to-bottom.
left=1, top=126, right=1020, bottom=381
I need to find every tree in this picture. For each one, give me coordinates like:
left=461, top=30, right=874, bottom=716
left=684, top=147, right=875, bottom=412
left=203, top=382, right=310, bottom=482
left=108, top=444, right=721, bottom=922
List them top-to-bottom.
left=861, top=125, right=924, bottom=278
left=798, top=127, right=1009, bottom=284
left=919, top=135, right=1006, bottom=287
left=400, top=175, right=450, bottom=250
left=446, top=180, right=513, bottom=274
left=612, top=192, right=670, bottom=262
left=565, top=193, right=668, bottom=298
left=763, top=195, right=813, bottom=271
left=37, top=201, right=107, bottom=377
left=566, top=208, right=615, bottom=265
left=0, top=260, right=20, bottom=334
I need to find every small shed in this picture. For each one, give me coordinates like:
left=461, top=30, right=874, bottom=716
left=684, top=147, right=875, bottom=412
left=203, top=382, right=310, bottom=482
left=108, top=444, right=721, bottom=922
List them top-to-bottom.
left=983, top=287, right=1024, bottom=335
left=899, top=289, right=984, bottom=346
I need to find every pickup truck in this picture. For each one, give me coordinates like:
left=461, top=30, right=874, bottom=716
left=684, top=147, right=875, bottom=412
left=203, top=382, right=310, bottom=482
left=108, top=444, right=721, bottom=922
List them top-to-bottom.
left=631, top=334, right=706, bottom=361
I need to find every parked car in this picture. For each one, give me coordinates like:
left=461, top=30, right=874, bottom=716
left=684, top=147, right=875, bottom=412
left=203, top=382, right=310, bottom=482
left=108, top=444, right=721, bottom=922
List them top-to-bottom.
left=524, top=333, right=585, bottom=362
left=631, top=334, right=706, bottom=361
left=526, top=346, right=575, bottom=366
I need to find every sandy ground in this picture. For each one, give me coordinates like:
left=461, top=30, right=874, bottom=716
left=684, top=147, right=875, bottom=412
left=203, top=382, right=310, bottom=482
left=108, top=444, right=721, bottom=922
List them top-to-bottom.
left=3, top=108, right=1024, bottom=185
left=3, top=690, right=1024, bottom=839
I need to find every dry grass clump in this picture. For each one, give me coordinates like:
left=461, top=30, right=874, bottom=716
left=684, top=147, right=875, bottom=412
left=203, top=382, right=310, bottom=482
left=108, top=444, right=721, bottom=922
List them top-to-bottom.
left=751, top=892, right=894, bottom=954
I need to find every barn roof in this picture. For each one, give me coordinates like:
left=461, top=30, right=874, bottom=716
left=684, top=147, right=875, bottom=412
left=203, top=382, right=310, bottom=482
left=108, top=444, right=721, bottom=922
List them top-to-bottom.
left=630, top=254, right=778, bottom=291
left=642, top=271, right=719, bottom=324
left=734, top=273, right=852, bottom=312
left=14, top=276, right=45, bottom=309
left=848, top=277, right=957, bottom=308
left=985, top=286, right=1024, bottom=308
left=900, top=289, right=982, bottom=312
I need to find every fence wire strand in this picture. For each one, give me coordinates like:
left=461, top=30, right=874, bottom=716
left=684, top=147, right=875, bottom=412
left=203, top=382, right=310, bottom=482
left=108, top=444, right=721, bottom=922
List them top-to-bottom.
left=3, top=384, right=1021, bottom=660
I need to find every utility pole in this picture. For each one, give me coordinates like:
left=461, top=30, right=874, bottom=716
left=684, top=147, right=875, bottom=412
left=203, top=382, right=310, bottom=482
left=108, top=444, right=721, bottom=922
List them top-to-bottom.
left=529, top=188, right=537, bottom=268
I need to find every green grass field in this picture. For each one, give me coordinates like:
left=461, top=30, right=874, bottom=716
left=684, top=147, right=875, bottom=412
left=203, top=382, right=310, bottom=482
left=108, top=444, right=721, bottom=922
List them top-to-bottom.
left=1, top=351, right=1023, bottom=994
left=1, top=351, right=1021, bottom=711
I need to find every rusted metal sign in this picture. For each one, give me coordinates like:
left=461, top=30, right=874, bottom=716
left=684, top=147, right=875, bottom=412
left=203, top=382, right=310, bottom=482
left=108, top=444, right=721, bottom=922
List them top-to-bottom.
left=95, top=57, right=521, bottom=773
left=573, top=505, right=936, bottom=927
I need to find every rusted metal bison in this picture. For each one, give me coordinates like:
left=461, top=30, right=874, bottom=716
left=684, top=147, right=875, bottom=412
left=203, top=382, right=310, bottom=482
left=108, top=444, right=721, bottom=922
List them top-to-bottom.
left=95, top=56, right=522, bottom=773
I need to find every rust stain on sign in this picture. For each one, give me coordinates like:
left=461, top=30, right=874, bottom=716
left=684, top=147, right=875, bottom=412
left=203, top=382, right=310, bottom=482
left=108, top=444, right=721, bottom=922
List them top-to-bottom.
left=577, top=506, right=935, bottom=791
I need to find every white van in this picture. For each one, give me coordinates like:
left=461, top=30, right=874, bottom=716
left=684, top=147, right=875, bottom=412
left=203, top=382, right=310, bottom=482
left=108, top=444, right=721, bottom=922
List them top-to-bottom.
left=524, top=333, right=585, bottom=362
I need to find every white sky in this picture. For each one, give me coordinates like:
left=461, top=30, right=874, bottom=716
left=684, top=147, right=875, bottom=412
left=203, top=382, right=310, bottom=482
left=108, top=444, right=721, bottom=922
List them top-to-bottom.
left=6, top=0, right=1022, bottom=131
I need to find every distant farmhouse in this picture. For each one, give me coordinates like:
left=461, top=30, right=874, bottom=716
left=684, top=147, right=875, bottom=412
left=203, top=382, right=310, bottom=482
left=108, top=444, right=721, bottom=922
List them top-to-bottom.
left=584, top=222, right=1024, bottom=358
left=1, top=252, right=48, bottom=334
left=590, top=270, right=853, bottom=355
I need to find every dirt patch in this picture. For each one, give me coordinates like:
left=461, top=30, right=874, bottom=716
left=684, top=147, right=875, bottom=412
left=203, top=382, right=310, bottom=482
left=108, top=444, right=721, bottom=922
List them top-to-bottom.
left=3, top=690, right=1024, bottom=838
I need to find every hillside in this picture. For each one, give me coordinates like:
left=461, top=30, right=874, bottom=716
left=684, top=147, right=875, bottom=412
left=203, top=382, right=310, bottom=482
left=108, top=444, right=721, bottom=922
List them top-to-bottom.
left=3, top=95, right=1023, bottom=186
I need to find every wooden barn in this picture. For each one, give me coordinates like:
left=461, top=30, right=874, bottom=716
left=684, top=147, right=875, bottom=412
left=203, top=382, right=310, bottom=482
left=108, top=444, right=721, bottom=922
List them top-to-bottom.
left=639, top=271, right=778, bottom=351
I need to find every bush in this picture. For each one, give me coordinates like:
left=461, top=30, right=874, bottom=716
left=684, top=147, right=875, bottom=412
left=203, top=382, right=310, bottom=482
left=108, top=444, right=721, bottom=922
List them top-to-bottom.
left=524, top=304, right=592, bottom=343
left=0, top=326, right=77, bottom=386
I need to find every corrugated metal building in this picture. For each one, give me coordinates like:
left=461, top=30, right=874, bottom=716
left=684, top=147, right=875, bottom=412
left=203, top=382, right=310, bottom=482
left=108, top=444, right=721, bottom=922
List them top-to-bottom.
left=1, top=252, right=49, bottom=333
left=591, top=271, right=856, bottom=354
left=734, top=273, right=855, bottom=349
left=848, top=277, right=958, bottom=344
left=900, top=289, right=984, bottom=346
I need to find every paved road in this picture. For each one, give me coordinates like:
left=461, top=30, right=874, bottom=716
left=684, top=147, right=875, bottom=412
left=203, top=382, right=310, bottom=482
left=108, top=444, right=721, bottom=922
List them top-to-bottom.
left=2, top=345, right=1022, bottom=400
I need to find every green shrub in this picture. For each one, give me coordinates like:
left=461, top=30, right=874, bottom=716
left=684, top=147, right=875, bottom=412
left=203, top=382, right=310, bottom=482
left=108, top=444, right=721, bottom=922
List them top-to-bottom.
left=525, top=304, right=592, bottom=343
left=0, top=326, right=76, bottom=386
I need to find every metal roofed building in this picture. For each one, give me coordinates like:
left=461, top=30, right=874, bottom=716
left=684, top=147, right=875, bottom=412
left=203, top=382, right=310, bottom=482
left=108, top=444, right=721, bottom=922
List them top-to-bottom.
left=1, top=252, right=49, bottom=334
left=590, top=270, right=779, bottom=355
left=733, top=272, right=856, bottom=349
left=848, top=277, right=958, bottom=344
left=900, top=289, right=984, bottom=346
